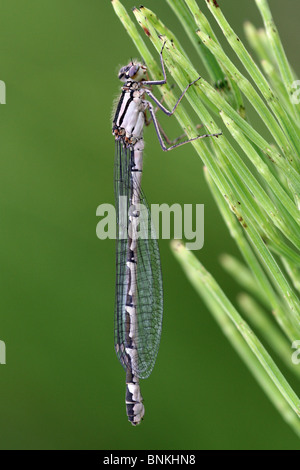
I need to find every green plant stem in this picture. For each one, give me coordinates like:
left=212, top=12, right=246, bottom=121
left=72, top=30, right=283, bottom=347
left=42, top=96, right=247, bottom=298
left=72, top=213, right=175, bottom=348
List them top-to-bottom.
left=166, top=0, right=224, bottom=84
left=204, top=0, right=300, bottom=169
left=255, top=0, right=299, bottom=115
left=131, top=7, right=300, bottom=326
left=244, top=22, right=274, bottom=65
left=197, top=29, right=300, bottom=171
left=220, top=112, right=300, bottom=228
left=204, top=167, right=299, bottom=340
left=171, top=240, right=300, bottom=419
left=220, top=254, right=270, bottom=308
left=182, top=259, right=300, bottom=438
left=238, top=293, right=300, bottom=380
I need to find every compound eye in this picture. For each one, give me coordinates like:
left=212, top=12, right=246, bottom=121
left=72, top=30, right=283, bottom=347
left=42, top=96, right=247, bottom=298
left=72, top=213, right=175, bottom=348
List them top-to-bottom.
left=127, top=64, right=139, bottom=78
left=118, top=66, right=128, bottom=81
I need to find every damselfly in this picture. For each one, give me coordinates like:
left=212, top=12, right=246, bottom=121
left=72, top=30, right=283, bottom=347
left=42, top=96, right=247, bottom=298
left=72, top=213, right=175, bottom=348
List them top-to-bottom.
left=112, top=41, right=221, bottom=426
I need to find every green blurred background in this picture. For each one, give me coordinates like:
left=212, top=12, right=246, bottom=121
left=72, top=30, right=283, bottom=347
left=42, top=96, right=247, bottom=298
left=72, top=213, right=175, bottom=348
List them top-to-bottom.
left=0, top=0, right=299, bottom=450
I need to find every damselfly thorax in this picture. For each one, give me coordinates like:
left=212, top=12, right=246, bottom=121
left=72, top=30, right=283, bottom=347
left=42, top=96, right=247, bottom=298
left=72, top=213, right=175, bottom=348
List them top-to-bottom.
left=113, top=73, right=148, bottom=149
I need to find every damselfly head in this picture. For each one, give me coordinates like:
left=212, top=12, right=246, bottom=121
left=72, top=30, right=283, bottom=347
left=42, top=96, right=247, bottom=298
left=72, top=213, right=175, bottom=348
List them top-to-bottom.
left=118, top=63, right=147, bottom=82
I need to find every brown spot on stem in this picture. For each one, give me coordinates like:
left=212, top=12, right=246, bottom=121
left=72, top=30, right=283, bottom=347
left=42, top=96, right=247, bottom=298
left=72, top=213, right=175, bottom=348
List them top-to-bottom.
left=207, top=0, right=220, bottom=7
left=143, top=27, right=151, bottom=37
left=266, top=154, right=275, bottom=164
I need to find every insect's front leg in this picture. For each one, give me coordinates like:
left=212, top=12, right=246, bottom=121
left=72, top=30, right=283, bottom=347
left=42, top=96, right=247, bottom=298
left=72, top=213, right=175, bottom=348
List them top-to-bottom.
left=142, top=38, right=202, bottom=116
left=142, top=41, right=168, bottom=87
left=144, top=77, right=201, bottom=117
left=144, top=83, right=178, bottom=127
left=145, top=100, right=221, bottom=152
left=144, top=108, right=190, bottom=145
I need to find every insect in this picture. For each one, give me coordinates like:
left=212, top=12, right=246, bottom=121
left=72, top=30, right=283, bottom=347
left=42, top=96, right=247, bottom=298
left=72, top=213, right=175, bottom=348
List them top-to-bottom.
left=112, top=41, right=221, bottom=425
